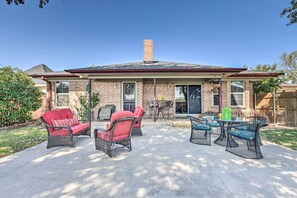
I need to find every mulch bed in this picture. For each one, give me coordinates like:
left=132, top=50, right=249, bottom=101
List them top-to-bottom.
left=0, top=121, right=41, bottom=132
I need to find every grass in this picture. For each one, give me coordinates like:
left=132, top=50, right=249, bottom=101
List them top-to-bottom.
left=0, top=125, right=47, bottom=158
left=261, top=129, right=297, bottom=150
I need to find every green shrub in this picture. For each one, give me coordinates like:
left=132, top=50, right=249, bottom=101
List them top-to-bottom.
left=0, top=66, right=42, bottom=127
left=74, top=92, right=100, bottom=121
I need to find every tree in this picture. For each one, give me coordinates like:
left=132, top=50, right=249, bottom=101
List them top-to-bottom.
left=5, top=0, right=49, bottom=8
left=281, top=0, right=297, bottom=26
left=280, top=50, right=297, bottom=83
left=252, top=64, right=284, bottom=93
left=0, top=66, right=42, bottom=127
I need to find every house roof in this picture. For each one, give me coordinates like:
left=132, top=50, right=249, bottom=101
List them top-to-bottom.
left=30, top=61, right=283, bottom=79
left=64, top=61, right=247, bottom=73
left=25, top=64, right=53, bottom=74
left=25, top=64, right=54, bottom=85
left=30, top=71, right=77, bottom=78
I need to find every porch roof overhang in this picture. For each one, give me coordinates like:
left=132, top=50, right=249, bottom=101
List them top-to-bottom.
left=64, top=67, right=247, bottom=79
left=31, top=69, right=248, bottom=80
left=229, top=71, right=284, bottom=81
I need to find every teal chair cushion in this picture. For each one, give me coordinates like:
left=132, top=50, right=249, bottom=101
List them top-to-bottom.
left=208, top=122, right=220, bottom=127
left=193, top=124, right=211, bottom=130
left=229, top=130, right=255, bottom=140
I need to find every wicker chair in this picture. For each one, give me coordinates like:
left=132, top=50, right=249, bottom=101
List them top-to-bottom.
left=131, top=106, right=145, bottom=136
left=40, top=109, right=90, bottom=148
left=94, top=111, right=136, bottom=158
left=201, top=111, right=220, bottom=134
left=187, top=115, right=212, bottom=146
left=244, top=116, right=268, bottom=145
left=226, top=123, right=263, bottom=159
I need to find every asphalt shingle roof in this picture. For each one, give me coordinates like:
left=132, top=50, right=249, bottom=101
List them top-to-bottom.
left=68, top=61, right=232, bottom=71
left=25, top=64, right=53, bottom=74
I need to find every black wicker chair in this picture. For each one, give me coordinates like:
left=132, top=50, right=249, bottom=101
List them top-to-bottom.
left=94, top=111, right=136, bottom=158
left=201, top=111, right=220, bottom=135
left=187, top=115, right=212, bottom=146
left=246, top=116, right=268, bottom=145
left=226, top=123, right=263, bottom=159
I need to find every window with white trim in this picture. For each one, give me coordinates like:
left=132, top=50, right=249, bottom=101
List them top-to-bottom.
left=56, top=81, right=69, bottom=107
left=231, top=81, right=244, bottom=106
left=212, top=87, right=219, bottom=106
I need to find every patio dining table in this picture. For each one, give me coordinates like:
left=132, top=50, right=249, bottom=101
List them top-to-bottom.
left=214, top=118, right=248, bottom=147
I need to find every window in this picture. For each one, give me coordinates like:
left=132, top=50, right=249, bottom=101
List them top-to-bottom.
left=56, top=81, right=69, bottom=107
left=231, top=81, right=244, bottom=106
left=175, top=85, right=201, bottom=114
left=212, top=87, right=219, bottom=106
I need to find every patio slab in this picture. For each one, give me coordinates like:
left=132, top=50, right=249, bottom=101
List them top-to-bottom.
left=0, top=121, right=296, bottom=198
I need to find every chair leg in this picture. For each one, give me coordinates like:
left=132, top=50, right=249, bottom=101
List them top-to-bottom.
left=129, top=140, right=132, bottom=151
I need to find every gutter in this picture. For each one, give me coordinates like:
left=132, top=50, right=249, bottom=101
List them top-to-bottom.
left=64, top=68, right=247, bottom=73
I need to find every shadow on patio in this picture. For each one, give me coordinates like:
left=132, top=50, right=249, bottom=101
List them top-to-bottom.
left=0, top=121, right=296, bottom=197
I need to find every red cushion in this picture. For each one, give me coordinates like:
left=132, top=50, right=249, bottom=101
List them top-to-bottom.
left=134, top=107, right=144, bottom=118
left=58, top=108, right=74, bottom=119
left=42, top=110, right=62, bottom=126
left=99, top=111, right=134, bottom=142
left=109, top=111, right=134, bottom=123
left=67, top=118, right=80, bottom=126
left=52, top=119, right=69, bottom=130
left=112, top=120, right=134, bottom=141
left=50, top=123, right=89, bottom=136
left=97, top=123, right=133, bottom=141
left=97, top=131, right=111, bottom=141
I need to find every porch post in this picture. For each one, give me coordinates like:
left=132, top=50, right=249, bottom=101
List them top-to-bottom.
left=42, top=76, right=52, bottom=110
left=154, top=78, right=157, bottom=122
left=218, top=78, right=222, bottom=113
left=88, top=79, right=92, bottom=127
left=47, top=81, right=53, bottom=110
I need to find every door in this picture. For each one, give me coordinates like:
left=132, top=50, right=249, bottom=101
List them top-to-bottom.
left=123, top=82, right=136, bottom=112
left=175, top=85, right=201, bottom=114
left=188, top=85, right=201, bottom=114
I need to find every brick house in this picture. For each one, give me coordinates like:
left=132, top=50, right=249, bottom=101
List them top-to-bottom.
left=31, top=40, right=282, bottom=120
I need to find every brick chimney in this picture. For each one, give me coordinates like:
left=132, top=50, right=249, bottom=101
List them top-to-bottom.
left=143, top=39, right=154, bottom=64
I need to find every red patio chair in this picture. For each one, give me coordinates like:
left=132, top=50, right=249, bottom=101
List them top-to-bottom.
left=132, top=106, right=145, bottom=136
left=94, top=111, right=136, bottom=157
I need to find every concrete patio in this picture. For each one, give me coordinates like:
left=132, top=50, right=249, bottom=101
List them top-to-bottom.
left=0, top=121, right=296, bottom=198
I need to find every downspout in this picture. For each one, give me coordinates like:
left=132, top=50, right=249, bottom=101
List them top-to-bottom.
left=41, top=76, right=52, bottom=110
left=154, top=78, right=157, bottom=122
left=88, top=79, right=92, bottom=127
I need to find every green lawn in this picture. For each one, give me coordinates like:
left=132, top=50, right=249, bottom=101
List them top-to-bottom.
left=0, top=125, right=47, bottom=158
left=261, top=129, right=297, bottom=150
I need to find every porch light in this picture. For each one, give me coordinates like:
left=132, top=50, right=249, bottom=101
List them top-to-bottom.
left=212, top=81, right=220, bottom=89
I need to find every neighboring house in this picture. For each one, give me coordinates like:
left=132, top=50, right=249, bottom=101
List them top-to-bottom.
left=30, top=40, right=283, bottom=119
left=25, top=64, right=53, bottom=119
left=25, top=64, right=53, bottom=93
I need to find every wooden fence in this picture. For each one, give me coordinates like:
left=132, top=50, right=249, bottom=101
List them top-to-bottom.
left=255, top=91, right=297, bottom=126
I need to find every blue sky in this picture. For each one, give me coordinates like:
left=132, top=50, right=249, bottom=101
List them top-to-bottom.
left=0, top=0, right=296, bottom=71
